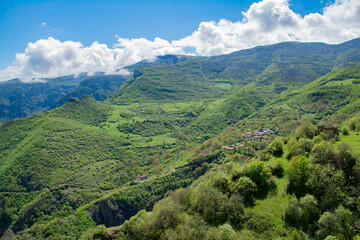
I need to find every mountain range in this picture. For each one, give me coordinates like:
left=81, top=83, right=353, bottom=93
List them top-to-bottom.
left=1, top=38, right=360, bottom=239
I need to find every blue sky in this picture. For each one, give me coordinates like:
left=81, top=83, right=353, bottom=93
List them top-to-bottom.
left=0, top=0, right=330, bottom=68
left=1, top=0, right=359, bottom=81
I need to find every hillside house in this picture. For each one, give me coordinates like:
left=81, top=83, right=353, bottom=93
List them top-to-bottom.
left=224, top=146, right=234, bottom=150
left=138, top=175, right=149, bottom=181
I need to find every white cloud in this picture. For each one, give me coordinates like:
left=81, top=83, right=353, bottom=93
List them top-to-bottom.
left=1, top=0, right=360, bottom=82
left=173, top=0, right=360, bottom=55
left=41, top=22, right=46, bottom=27
left=0, top=37, right=185, bottom=82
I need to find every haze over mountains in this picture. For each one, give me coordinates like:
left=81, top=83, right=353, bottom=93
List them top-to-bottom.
left=1, top=37, right=360, bottom=239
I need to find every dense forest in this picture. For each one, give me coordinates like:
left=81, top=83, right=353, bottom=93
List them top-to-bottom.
left=1, top=39, right=360, bottom=240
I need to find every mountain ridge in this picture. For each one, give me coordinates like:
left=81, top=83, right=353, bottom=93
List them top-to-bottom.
left=1, top=38, right=360, bottom=239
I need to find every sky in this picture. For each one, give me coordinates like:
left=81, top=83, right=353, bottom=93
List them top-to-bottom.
left=0, top=0, right=360, bottom=81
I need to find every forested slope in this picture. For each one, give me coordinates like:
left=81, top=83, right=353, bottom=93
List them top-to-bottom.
left=1, top=39, right=360, bottom=240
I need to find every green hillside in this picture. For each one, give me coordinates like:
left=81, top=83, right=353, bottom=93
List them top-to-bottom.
left=111, top=38, right=360, bottom=103
left=1, top=40, right=360, bottom=239
left=242, top=64, right=360, bottom=135
left=0, top=73, right=131, bottom=124
left=0, top=75, right=86, bottom=123
left=56, top=75, right=129, bottom=106
left=95, top=121, right=360, bottom=240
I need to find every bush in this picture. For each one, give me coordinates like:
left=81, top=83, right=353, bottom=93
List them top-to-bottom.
left=349, top=117, right=360, bottom=131
left=295, top=122, right=316, bottom=139
left=342, top=127, right=350, bottom=135
left=268, top=138, right=284, bottom=157
left=310, top=142, right=336, bottom=165
left=336, top=143, right=358, bottom=174
left=256, top=149, right=272, bottom=161
left=287, top=156, right=309, bottom=197
left=243, top=160, right=274, bottom=197
left=269, top=161, right=284, bottom=178
left=307, top=164, right=346, bottom=210
left=230, top=176, right=257, bottom=205
left=189, top=184, right=228, bottom=225
left=285, top=195, right=318, bottom=232
left=317, top=205, right=354, bottom=240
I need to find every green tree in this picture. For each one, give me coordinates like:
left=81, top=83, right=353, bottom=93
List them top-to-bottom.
left=295, top=121, right=316, bottom=139
left=268, top=138, right=284, bottom=157
left=310, top=141, right=336, bottom=165
left=336, top=143, right=358, bottom=175
left=287, top=156, right=309, bottom=197
left=243, top=160, right=273, bottom=197
left=307, top=164, right=346, bottom=210
left=230, top=176, right=257, bottom=205
left=189, top=183, right=228, bottom=225
left=285, top=195, right=318, bottom=232
left=317, top=205, right=354, bottom=240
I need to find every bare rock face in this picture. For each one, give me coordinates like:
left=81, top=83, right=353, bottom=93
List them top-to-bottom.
left=89, top=199, right=141, bottom=227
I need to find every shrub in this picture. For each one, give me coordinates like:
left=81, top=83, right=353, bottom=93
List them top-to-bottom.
left=349, top=117, right=360, bottom=131
left=295, top=122, right=316, bottom=139
left=342, top=127, right=350, bottom=135
left=268, top=138, right=284, bottom=157
left=310, top=142, right=336, bottom=165
left=336, top=143, right=358, bottom=174
left=256, top=149, right=272, bottom=161
left=287, top=156, right=309, bottom=197
left=243, top=160, right=274, bottom=198
left=269, top=161, right=285, bottom=178
left=307, top=164, right=346, bottom=210
left=230, top=176, right=257, bottom=205
left=285, top=195, right=319, bottom=232
left=317, top=206, right=354, bottom=240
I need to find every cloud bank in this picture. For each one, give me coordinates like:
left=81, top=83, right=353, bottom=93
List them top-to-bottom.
left=1, top=0, right=360, bottom=82
left=174, top=0, right=360, bottom=55
left=0, top=37, right=185, bottom=82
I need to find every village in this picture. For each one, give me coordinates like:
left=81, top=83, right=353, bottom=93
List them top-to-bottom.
left=136, top=128, right=274, bottom=182
left=222, top=128, right=274, bottom=150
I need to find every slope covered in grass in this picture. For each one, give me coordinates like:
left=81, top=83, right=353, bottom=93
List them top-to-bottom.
left=111, top=38, right=360, bottom=103
left=1, top=40, right=360, bottom=239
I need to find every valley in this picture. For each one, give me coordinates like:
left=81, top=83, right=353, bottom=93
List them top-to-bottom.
left=1, top=38, right=360, bottom=239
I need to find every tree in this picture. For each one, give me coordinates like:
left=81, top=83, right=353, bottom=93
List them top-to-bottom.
left=295, top=122, right=316, bottom=139
left=268, top=138, right=284, bottom=157
left=310, top=142, right=336, bottom=165
left=336, top=143, right=358, bottom=175
left=287, top=156, right=309, bottom=197
left=243, top=160, right=273, bottom=197
left=307, top=164, right=346, bottom=210
left=230, top=176, right=257, bottom=205
left=189, top=184, right=228, bottom=225
left=285, top=195, right=318, bottom=232
left=317, top=205, right=354, bottom=240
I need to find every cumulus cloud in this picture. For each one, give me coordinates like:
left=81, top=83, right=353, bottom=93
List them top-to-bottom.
left=1, top=0, right=360, bottom=81
left=173, top=0, right=360, bottom=55
left=41, top=22, right=46, bottom=26
left=0, top=37, right=185, bottom=82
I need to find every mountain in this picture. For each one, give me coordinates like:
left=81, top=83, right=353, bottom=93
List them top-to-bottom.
left=2, top=38, right=359, bottom=123
left=110, top=38, right=360, bottom=104
left=1, top=39, right=360, bottom=240
left=0, top=55, right=184, bottom=123
left=55, top=74, right=129, bottom=106
left=0, top=75, right=86, bottom=123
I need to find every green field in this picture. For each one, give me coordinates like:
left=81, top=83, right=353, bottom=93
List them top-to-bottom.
left=214, top=83, right=232, bottom=90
